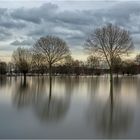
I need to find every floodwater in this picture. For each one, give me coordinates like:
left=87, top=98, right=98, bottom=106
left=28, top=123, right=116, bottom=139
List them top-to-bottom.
left=0, top=75, right=140, bottom=139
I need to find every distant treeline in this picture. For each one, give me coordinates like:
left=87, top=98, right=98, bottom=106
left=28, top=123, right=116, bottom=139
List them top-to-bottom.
left=0, top=55, right=140, bottom=76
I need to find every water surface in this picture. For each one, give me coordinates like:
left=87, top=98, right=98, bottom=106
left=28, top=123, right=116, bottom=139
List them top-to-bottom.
left=0, top=75, right=140, bottom=138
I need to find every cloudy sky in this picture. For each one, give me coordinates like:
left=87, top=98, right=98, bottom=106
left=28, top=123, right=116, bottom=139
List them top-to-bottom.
left=0, top=0, right=140, bottom=61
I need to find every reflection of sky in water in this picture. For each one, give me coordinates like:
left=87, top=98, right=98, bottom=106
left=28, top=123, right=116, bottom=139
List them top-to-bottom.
left=0, top=76, right=140, bottom=138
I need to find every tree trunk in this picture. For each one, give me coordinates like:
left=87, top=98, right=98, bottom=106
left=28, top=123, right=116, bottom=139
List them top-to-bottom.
left=49, top=63, right=52, bottom=98
left=49, top=63, right=52, bottom=78
left=110, top=67, right=113, bottom=105
left=49, top=78, right=52, bottom=99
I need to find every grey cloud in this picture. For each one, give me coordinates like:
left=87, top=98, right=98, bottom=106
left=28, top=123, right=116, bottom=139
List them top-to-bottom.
left=0, top=1, right=140, bottom=52
left=12, top=1, right=140, bottom=48
left=55, top=1, right=140, bottom=28
left=93, top=2, right=140, bottom=27
left=11, top=3, right=58, bottom=24
left=0, top=7, right=26, bottom=29
left=0, top=8, right=7, bottom=15
left=11, top=8, right=41, bottom=24
left=0, top=20, right=26, bottom=29
left=0, top=28, right=12, bottom=41
left=11, top=39, right=35, bottom=46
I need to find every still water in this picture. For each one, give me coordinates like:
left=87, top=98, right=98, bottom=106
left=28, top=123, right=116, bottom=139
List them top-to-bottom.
left=0, top=75, right=140, bottom=138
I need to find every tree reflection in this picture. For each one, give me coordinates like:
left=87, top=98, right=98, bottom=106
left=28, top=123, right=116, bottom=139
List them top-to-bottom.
left=0, top=76, right=7, bottom=87
left=13, top=76, right=71, bottom=122
left=87, top=76, right=100, bottom=96
left=13, top=77, right=31, bottom=108
left=87, top=79, right=133, bottom=138
left=34, top=83, right=70, bottom=122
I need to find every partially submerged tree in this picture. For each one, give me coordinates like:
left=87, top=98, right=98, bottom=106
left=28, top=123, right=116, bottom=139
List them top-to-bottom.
left=85, top=23, right=133, bottom=100
left=33, top=35, right=70, bottom=79
left=12, top=47, right=32, bottom=81
left=32, top=53, right=46, bottom=76
left=135, top=54, right=140, bottom=65
left=63, top=55, right=74, bottom=66
left=87, top=55, right=100, bottom=69
left=87, top=55, right=100, bottom=75
left=112, top=56, right=122, bottom=76
left=122, top=60, right=138, bottom=75
left=0, top=61, right=7, bottom=75
left=7, top=62, right=15, bottom=76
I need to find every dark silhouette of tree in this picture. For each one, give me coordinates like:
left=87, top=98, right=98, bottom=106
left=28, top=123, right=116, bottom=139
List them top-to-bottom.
left=85, top=23, right=133, bottom=98
left=33, top=36, right=70, bottom=92
left=12, top=47, right=32, bottom=82
left=31, top=53, right=46, bottom=76
left=135, top=54, right=140, bottom=65
left=135, top=54, right=140, bottom=73
left=63, top=55, right=74, bottom=75
left=64, top=55, right=74, bottom=65
left=87, top=55, right=99, bottom=69
left=87, top=55, right=100, bottom=75
left=112, top=56, right=122, bottom=77
left=122, top=60, right=138, bottom=75
left=0, top=61, right=7, bottom=75
left=7, top=62, right=15, bottom=76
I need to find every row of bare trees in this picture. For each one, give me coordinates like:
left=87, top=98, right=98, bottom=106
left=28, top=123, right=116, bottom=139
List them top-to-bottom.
left=0, top=24, right=135, bottom=80
left=11, top=36, right=70, bottom=81
left=2, top=55, right=139, bottom=76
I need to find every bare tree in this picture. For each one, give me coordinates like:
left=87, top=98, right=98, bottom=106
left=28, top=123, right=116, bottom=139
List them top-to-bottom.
left=85, top=23, right=133, bottom=100
left=33, top=36, right=70, bottom=79
left=12, top=47, right=32, bottom=81
left=32, top=53, right=46, bottom=76
left=135, top=54, right=140, bottom=65
left=63, top=55, right=74, bottom=66
left=87, top=55, right=100, bottom=69
left=112, top=56, right=122, bottom=77
left=0, top=61, right=7, bottom=75
left=7, top=62, right=14, bottom=76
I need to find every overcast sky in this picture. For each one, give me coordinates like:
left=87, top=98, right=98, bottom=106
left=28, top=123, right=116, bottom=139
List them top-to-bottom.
left=0, top=0, right=140, bottom=61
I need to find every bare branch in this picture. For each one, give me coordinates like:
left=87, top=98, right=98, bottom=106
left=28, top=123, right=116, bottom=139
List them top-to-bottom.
left=84, top=23, right=133, bottom=69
